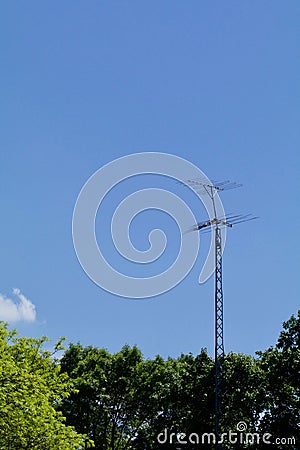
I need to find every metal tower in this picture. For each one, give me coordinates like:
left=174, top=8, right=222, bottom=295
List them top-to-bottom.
left=187, top=180, right=257, bottom=448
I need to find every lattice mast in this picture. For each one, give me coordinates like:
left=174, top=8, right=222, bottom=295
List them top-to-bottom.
left=187, top=179, right=257, bottom=448
left=196, top=183, right=226, bottom=445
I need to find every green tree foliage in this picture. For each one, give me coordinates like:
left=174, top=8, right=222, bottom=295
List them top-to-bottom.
left=2, top=310, right=299, bottom=449
left=257, top=310, right=300, bottom=445
left=60, top=311, right=300, bottom=449
left=0, top=322, right=93, bottom=450
left=60, top=343, right=172, bottom=448
left=223, top=353, right=266, bottom=431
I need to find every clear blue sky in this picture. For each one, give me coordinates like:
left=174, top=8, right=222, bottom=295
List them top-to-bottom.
left=1, top=1, right=299, bottom=359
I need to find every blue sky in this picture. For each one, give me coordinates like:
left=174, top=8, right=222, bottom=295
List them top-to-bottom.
left=1, top=1, right=299, bottom=359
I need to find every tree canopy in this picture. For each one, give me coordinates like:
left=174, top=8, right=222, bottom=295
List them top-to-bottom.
left=0, top=310, right=299, bottom=449
left=58, top=310, right=299, bottom=449
left=0, top=323, right=93, bottom=450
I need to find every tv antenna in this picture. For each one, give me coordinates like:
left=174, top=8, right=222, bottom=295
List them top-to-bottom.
left=186, top=179, right=257, bottom=448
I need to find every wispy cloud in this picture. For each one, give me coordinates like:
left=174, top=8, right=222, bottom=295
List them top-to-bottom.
left=0, top=288, right=36, bottom=323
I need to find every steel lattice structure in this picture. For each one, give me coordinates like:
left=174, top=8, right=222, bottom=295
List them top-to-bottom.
left=186, top=179, right=257, bottom=449
left=214, top=225, right=224, bottom=445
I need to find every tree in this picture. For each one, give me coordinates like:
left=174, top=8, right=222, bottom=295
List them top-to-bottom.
left=59, top=310, right=300, bottom=449
left=257, top=310, right=300, bottom=446
left=0, top=322, right=93, bottom=450
left=60, top=343, right=169, bottom=449
left=60, top=343, right=216, bottom=449
left=223, top=353, right=265, bottom=429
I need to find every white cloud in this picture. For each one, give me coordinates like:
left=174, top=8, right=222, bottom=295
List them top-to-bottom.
left=0, top=288, right=36, bottom=323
